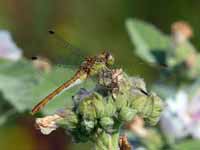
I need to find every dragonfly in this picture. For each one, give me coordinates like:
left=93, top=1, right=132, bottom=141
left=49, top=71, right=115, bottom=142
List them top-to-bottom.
left=31, top=30, right=167, bottom=115
left=31, top=50, right=114, bottom=114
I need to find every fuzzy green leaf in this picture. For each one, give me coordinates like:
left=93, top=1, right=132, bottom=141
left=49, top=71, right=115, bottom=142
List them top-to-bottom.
left=126, top=18, right=171, bottom=64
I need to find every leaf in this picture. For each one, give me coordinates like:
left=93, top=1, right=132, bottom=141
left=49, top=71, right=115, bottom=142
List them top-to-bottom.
left=125, top=18, right=171, bottom=64
left=187, top=54, right=200, bottom=78
left=0, top=59, right=38, bottom=112
left=151, top=83, right=177, bottom=99
left=0, top=93, right=16, bottom=125
left=0, top=109, right=16, bottom=125
left=175, top=140, right=200, bottom=150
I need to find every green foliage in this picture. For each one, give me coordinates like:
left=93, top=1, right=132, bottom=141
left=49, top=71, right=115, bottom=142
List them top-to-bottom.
left=126, top=18, right=171, bottom=64
left=126, top=18, right=200, bottom=150
left=126, top=18, right=200, bottom=80
left=187, top=54, right=200, bottom=78
left=0, top=59, right=37, bottom=112
left=151, top=83, right=177, bottom=99
left=175, top=140, right=200, bottom=150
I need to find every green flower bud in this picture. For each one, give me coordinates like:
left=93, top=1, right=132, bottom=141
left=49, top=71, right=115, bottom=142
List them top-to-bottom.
left=73, top=88, right=92, bottom=108
left=78, top=93, right=105, bottom=120
left=130, top=93, right=163, bottom=126
left=94, top=94, right=105, bottom=118
left=114, top=94, right=129, bottom=110
left=144, top=94, right=163, bottom=126
left=130, top=95, right=149, bottom=116
left=103, top=97, right=116, bottom=117
left=78, top=99, right=97, bottom=120
left=118, top=107, right=137, bottom=122
left=57, top=109, right=78, bottom=131
left=100, top=117, right=114, bottom=132
left=81, top=119, right=96, bottom=132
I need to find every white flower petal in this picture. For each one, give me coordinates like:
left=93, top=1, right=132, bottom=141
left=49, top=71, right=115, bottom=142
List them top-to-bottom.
left=0, top=30, right=22, bottom=61
left=160, top=90, right=191, bottom=139
left=35, top=114, right=62, bottom=135
left=40, top=126, right=57, bottom=135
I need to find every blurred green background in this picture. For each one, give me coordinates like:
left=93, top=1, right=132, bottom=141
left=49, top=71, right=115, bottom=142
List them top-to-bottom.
left=0, top=0, right=200, bottom=150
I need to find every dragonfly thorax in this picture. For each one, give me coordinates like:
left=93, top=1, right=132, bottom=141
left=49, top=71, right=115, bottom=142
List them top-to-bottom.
left=99, top=51, right=115, bottom=66
left=80, top=52, right=114, bottom=76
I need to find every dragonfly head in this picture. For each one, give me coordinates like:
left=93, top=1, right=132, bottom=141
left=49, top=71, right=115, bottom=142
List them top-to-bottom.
left=101, top=51, right=115, bottom=66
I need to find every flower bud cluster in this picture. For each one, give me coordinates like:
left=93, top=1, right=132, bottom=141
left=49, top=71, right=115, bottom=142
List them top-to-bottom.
left=35, top=68, right=163, bottom=149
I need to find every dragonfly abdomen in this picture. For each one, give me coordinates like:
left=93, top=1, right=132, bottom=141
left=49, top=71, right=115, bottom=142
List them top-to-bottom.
left=31, top=71, right=86, bottom=114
